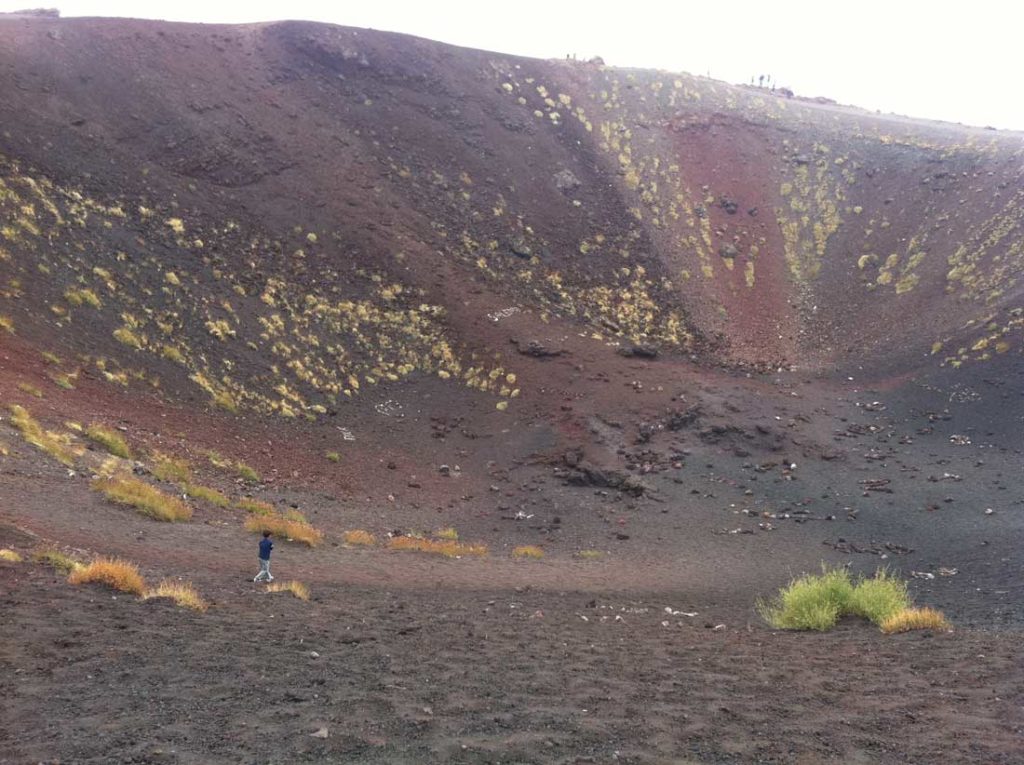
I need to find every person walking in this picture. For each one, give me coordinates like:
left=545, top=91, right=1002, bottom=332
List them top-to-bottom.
left=253, top=531, right=274, bottom=582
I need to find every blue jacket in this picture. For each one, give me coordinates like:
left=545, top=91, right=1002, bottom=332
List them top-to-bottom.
left=259, top=537, right=273, bottom=560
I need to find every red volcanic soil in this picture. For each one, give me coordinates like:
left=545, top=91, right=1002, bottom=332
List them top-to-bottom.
left=1, top=13, right=1023, bottom=764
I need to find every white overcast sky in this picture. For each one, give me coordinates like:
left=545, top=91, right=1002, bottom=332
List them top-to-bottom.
left=4, top=0, right=1023, bottom=130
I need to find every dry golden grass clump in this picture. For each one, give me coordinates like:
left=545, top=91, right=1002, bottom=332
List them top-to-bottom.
left=0, top=315, right=13, bottom=333
left=8, top=404, right=76, bottom=466
left=85, top=423, right=133, bottom=459
left=152, top=452, right=192, bottom=483
left=91, top=475, right=193, bottom=522
left=183, top=482, right=230, bottom=508
left=237, top=497, right=275, bottom=516
left=244, top=513, right=324, bottom=547
left=342, top=529, right=376, bottom=547
left=387, top=535, right=488, bottom=558
left=512, top=545, right=545, bottom=559
left=32, top=547, right=83, bottom=573
left=0, top=548, right=23, bottom=562
left=575, top=549, right=604, bottom=560
left=68, top=557, right=146, bottom=595
left=144, top=579, right=209, bottom=611
left=265, top=580, right=310, bottom=601
left=881, top=607, right=951, bottom=634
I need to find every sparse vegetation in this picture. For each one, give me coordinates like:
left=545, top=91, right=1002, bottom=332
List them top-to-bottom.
left=64, top=286, right=102, bottom=308
left=0, top=315, right=13, bottom=333
left=113, top=326, right=144, bottom=350
left=41, top=350, right=61, bottom=365
left=50, top=372, right=76, bottom=390
left=17, top=382, right=43, bottom=398
left=9, top=404, right=76, bottom=466
left=85, top=423, right=132, bottom=459
left=205, top=450, right=231, bottom=469
left=206, top=450, right=256, bottom=481
left=325, top=451, right=340, bottom=462
left=152, top=452, right=192, bottom=483
left=235, top=461, right=260, bottom=483
left=91, top=475, right=193, bottom=522
left=183, top=482, right=230, bottom=508
left=237, top=497, right=275, bottom=515
left=244, top=513, right=323, bottom=546
left=436, top=527, right=459, bottom=540
left=342, top=529, right=376, bottom=547
left=387, top=536, right=487, bottom=558
left=512, top=545, right=545, bottom=559
left=32, top=547, right=83, bottom=573
left=0, top=548, right=23, bottom=562
left=576, top=549, right=604, bottom=560
left=68, top=557, right=146, bottom=595
left=758, top=566, right=934, bottom=633
left=144, top=579, right=209, bottom=611
left=265, top=580, right=310, bottom=601
left=880, top=607, right=951, bottom=634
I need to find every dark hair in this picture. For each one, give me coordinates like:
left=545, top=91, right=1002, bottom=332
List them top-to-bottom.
left=263, top=531, right=272, bottom=538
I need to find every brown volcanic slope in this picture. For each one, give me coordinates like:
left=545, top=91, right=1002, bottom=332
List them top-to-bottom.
left=1, top=15, right=1024, bottom=765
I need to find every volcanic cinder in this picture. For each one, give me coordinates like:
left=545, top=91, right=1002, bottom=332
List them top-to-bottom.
left=0, top=13, right=1022, bottom=764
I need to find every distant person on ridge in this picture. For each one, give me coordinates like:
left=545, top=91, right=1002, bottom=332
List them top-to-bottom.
left=253, top=531, right=274, bottom=582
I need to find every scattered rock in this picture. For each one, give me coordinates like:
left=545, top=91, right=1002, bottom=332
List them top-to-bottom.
left=553, top=169, right=581, bottom=191
left=508, top=237, right=531, bottom=258
left=512, top=339, right=565, bottom=358
left=617, top=344, right=659, bottom=359
left=310, top=727, right=329, bottom=739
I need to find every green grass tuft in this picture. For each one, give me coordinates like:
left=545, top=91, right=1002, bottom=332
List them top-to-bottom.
left=757, top=566, right=854, bottom=631
left=848, top=568, right=910, bottom=625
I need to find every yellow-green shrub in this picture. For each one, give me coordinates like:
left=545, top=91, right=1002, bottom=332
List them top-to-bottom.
left=9, top=404, right=76, bottom=466
left=85, top=424, right=132, bottom=459
left=152, top=452, right=192, bottom=483
left=91, top=475, right=192, bottom=521
left=183, top=482, right=230, bottom=507
left=237, top=497, right=275, bottom=516
left=343, top=529, right=376, bottom=546
left=387, top=536, right=487, bottom=558
left=512, top=545, right=544, bottom=559
left=33, top=547, right=83, bottom=573
left=759, top=566, right=920, bottom=632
